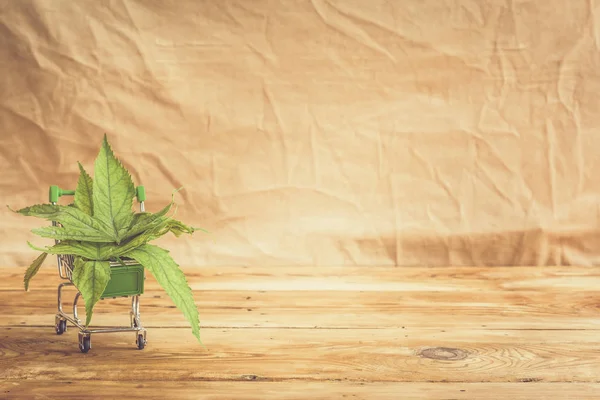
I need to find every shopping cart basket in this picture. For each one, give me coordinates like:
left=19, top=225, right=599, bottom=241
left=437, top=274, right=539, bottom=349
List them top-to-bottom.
left=50, top=185, right=148, bottom=353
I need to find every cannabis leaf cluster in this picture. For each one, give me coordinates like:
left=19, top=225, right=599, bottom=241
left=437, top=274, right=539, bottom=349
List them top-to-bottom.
left=11, top=135, right=204, bottom=343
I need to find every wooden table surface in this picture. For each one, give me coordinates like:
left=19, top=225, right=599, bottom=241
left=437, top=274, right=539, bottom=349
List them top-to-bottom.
left=1, top=265, right=599, bottom=399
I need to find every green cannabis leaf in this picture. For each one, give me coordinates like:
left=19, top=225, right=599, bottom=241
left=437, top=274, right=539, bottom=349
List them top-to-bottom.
left=11, top=134, right=207, bottom=343
left=93, top=136, right=136, bottom=243
left=74, top=162, right=94, bottom=216
left=123, top=189, right=179, bottom=239
left=15, top=204, right=116, bottom=242
left=127, top=244, right=201, bottom=343
left=24, top=252, right=48, bottom=291
left=72, top=258, right=111, bottom=326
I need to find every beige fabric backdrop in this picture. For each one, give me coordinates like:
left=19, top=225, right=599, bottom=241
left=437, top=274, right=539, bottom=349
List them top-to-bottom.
left=2, top=0, right=600, bottom=267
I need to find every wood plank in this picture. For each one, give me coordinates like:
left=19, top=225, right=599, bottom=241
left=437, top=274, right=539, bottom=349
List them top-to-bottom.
left=2, top=266, right=600, bottom=292
left=2, top=267, right=600, bottom=329
left=2, top=288, right=600, bottom=329
left=1, top=327, right=599, bottom=383
left=2, top=381, right=599, bottom=400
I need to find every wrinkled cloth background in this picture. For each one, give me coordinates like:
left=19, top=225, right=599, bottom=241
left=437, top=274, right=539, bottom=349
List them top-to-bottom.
left=2, top=0, right=600, bottom=267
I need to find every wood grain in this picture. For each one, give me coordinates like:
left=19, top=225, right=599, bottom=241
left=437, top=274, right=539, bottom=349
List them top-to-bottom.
left=2, top=265, right=600, bottom=292
left=1, top=266, right=599, bottom=398
left=2, top=267, right=600, bottom=329
left=3, top=287, right=600, bottom=329
left=1, top=326, right=599, bottom=382
left=2, top=381, right=599, bottom=400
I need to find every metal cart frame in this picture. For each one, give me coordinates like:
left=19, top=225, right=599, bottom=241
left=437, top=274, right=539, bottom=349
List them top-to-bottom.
left=50, top=185, right=148, bottom=353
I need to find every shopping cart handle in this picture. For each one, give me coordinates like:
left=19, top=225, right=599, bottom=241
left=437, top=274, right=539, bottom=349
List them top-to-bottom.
left=49, top=185, right=147, bottom=203
left=49, top=185, right=75, bottom=203
left=136, top=186, right=146, bottom=202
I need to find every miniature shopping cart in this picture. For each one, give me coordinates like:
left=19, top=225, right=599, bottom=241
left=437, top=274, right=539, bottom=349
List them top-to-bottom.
left=50, top=185, right=148, bottom=353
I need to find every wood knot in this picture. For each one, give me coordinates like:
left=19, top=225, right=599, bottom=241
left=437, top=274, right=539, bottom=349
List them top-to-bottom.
left=418, top=347, right=469, bottom=361
left=520, top=377, right=542, bottom=382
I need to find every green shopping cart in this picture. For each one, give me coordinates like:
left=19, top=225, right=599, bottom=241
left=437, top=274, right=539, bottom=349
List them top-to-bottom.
left=50, top=185, right=148, bottom=353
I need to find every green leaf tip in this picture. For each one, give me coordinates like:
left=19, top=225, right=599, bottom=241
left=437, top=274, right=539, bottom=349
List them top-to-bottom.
left=93, top=133, right=135, bottom=243
left=75, top=161, right=94, bottom=216
left=126, top=244, right=202, bottom=344
left=24, top=252, right=48, bottom=292
left=72, top=258, right=111, bottom=326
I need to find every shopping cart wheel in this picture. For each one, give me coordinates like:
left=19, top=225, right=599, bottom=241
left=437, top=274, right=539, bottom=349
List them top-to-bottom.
left=55, top=319, right=67, bottom=335
left=136, top=334, right=145, bottom=350
left=79, top=336, right=91, bottom=353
